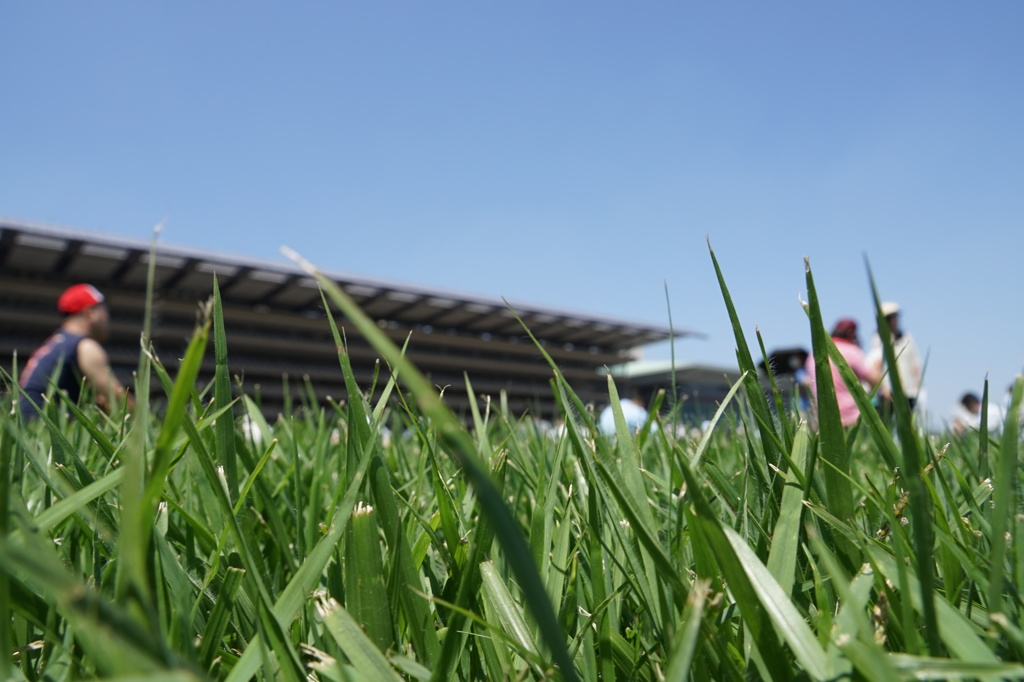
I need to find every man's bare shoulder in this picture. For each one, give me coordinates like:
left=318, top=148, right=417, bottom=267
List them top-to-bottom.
left=77, top=337, right=110, bottom=362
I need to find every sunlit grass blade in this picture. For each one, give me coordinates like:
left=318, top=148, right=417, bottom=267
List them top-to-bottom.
left=111, top=222, right=161, bottom=605
left=9, top=240, right=1024, bottom=681
left=708, top=240, right=783, bottom=490
left=285, top=248, right=579, bottom=682
left=803, top=257, right=858, bottom=569
left=865, top=258, right=941, bottom=656
left=212, top=276, right=238, bottom=502
left=320, top=287, right=441, bottom=666
left=512, top=297, right=742, bottom=680
left=117, top=302, right=211, bottom=627
left=756, top=326, right=795, bottom=452
left=688, top=372, right=746, bottom=470
left=603, top=375, right=667, bottom=626
left=987, top=375, right=1022, bottom=619
left=978, top=378, right=992, bottom=477
left=551, top=381, right=615, bottom=682
left=0, top=394, right=13, bottom=681
left=62, top=397, right=118, bottom=463
left=178, top=406, right=321, bottom=682
left=222, top=406, right=380, bottom=682
left=765, top=423, right=810, bottom=594
left=430, top=449, right=505, bottom=682
left=679, top=453, right=809, bottom=681
left=20, top=466, right=125, bottom=535
left=345, top=501, right=395, bottom=653
left=806, top=524, right=900, bottom=680
left=722, top=526, right=829, bottom=680
left=0, top=533, right=183, bottom=676
left=866, top=544, right=1006, bottom=680
left=479, top=559, right=540, bottom=666
left=199, top=565, right=245, bottom=670
left=829, top=569, right=880, bottom=679
left=663, top=579, right=711, bottom=682
left=316, top=596, right=405, bottom=682
left=254, top=597, right=306, bottom=682
left=885, top=654, right=1024, bottom=679
left=82, top=674, right=204, bottom=682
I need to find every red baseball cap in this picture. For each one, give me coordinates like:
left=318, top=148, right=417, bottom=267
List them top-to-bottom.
left=57, top=284, right=105, bottom=314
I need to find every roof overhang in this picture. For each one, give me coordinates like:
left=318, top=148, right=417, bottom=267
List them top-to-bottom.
left=0, top=217, right=693, bottom=350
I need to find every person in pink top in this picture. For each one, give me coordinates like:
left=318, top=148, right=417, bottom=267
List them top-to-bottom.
left=803, top=318, right=882, bottom=427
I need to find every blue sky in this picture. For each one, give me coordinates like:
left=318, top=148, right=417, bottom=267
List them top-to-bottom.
left=3, top=3, right=1023, bottom=427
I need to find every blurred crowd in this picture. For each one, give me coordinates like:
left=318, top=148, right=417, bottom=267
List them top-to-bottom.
left=799, top=301, right=1020, bottom=435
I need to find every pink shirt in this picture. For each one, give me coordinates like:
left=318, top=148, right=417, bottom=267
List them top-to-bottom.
left=804, top=338, right=872, bottom=427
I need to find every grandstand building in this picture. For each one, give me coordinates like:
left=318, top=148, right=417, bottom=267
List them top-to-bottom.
left=1, top=217, right=695, bottom=420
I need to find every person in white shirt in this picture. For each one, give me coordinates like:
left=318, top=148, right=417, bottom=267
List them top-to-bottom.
left=867, top=301, right=922, bottom=414
left=952, top=391, right=1005, bottom=434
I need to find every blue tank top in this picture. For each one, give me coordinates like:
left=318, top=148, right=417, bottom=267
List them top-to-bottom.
left=18, top=332, right=86, bottom=418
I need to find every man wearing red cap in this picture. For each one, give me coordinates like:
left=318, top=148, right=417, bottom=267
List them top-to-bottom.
left=18, top=283, right=133, bottom=419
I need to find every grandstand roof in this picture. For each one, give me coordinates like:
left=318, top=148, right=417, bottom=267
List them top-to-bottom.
left=0, top=216, right=697, bottom=418
left=0, top=217, right=685, bottom=350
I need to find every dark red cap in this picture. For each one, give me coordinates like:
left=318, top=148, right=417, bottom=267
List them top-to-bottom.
left=57, top=284, right=105, bottom=314
left=830, top=318, right=858, bottom=339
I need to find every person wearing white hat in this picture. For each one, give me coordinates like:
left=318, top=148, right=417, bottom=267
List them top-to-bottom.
left=867, top=301, right=923, bottom=414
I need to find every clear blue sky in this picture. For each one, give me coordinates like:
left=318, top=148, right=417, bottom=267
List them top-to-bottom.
left=3, top=3, right=1023, bottom=428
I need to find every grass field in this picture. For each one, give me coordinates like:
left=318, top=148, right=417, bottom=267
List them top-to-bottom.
left=2, top=246, right=1023, bottom=681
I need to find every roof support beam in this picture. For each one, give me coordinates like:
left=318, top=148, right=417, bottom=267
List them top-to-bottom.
left=0, top=229, right=16, bottom=269
left=50, top=239, right=84, bottom=276
left=108, top=249, right=145, bottom=283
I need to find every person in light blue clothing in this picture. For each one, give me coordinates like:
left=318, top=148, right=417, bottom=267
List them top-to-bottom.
left=599, top=394, right=649, bottom=436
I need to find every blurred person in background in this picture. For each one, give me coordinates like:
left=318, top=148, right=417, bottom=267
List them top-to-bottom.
left=18, top=283, right=133, bottom=419
left=867, top=301, right=923, bottom=416
left=804, top=318, right=882, bottom=428
left=599, top=391, right=649, bottom=436
left=951, top=391, right=1006, bottom=434
left=951, top=392, right=981, bottom=434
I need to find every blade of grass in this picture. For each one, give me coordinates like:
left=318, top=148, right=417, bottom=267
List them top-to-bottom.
left=708, top=240, right=783, bottom=487
left=284, top=248, right=579, bottom=682
left=803, top=257, right=858, bottom=572
left=865, top=258, right=941, bottom=655
left=212, top=277, right=238, bottom=503
left=321, top=288, right=441, bottom=666
left=518, top=302, right=744, bottom=681
left=756, top=327, right=795, bottom=452
left=603, top=375, right=667, bottom=627
left=987, top=375, right=1022, bottom=619
left=552, top=381, right=616, bottom=682
left=0, top=394, right=12, bottom=681
left=222, top=418, right=379, bottom=682
left=765, top=423, right=810, bottom=594
left=430, top=450, right=505, bottom=682
left=678, top=453, right=818, bottom=681
left=345, top=501, right=395, bottom=653
left=722, top=525, right=828, bottom=680
left=0, top=533, right=182, bottom=675
left=866, top=544, right=1005, bottom=680
left=479, top=559, right=540, bottom=661
left=198, top=565, right=245, bottom=669
left=663, top=579, right=711, bottom=682
left=316, top=596, right=405, bottom=682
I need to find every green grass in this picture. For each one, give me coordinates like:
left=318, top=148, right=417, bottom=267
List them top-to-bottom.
left=2, top=245, right=1024, bottom=681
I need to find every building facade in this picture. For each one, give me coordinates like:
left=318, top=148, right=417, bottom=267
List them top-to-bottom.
left=1, top=218, right=689, bottom=421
